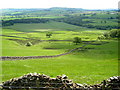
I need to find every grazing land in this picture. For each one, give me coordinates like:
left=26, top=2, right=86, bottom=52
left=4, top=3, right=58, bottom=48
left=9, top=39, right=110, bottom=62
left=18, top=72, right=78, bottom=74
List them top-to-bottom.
left=0, top=8, right=119, bottom=85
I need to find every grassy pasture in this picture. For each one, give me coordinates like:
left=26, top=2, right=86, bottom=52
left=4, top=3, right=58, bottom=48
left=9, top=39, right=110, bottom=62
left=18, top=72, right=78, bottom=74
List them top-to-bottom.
left=90, top=13, right=117, bottom=19
left=2, top=16, right=65, bottom=21
left=82, top=19, right=117, bottom=27
left=3, top=21, right=84, bottom=32
left=1, top=22, right=118, bottom=84
left=2, top=53, right=118, bottom=84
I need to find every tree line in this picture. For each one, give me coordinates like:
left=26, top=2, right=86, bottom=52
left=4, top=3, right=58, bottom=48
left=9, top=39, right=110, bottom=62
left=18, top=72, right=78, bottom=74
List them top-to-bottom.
left=2, top=14, right=119, bottom=30
left=54, top=15, right=119, bottom=30
left=2, top=18, right=50, bottom=26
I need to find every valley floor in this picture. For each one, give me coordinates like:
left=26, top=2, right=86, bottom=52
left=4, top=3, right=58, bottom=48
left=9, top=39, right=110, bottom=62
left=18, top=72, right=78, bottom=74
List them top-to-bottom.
left=1, top=22, right=118, bottom=84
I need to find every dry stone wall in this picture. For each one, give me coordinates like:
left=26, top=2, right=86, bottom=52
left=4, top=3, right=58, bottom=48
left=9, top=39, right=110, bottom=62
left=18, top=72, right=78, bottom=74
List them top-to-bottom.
left=1, top=44, right=87, bottom=61
left=1, top=73, right=120, bottom=90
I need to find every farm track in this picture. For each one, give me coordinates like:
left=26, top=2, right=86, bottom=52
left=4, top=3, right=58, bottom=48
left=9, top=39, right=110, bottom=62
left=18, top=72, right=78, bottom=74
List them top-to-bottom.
left=1, top=43, right=88, bottom=61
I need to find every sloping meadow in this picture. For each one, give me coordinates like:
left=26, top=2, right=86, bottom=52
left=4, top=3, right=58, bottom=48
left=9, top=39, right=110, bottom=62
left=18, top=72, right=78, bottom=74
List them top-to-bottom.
left=1, top=22, right=118, bottom=85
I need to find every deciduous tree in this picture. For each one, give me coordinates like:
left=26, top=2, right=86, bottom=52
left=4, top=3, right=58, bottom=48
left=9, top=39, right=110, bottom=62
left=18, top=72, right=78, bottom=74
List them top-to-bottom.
left=73, top=37, right=82, bottom=45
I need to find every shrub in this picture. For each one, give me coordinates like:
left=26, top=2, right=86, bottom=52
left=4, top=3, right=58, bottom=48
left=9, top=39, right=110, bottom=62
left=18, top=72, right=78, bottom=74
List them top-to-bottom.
left=46, top=32, right=52, bottom=38
left=25, top=42, right=32, bottom=47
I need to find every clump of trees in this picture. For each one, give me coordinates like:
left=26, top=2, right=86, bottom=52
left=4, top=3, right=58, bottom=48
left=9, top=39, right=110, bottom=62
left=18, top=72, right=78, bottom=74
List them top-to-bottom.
left=2, top=20, right=14, bottom=26
left=98, top=29, right=120, bottom=40
left=103, top=30, right=120, bottom=39
left=109, top=30, right=120, bottom=38
left=46, top=32, right=52, bottom=38
left=73, top=37, right=82, bottom=45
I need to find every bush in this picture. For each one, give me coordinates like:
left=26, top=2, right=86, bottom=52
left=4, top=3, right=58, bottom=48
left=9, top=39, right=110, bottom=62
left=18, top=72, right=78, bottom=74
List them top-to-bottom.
left=46, top=32, right=52, bottom=38
left=25, top=42, right=32, bottom=47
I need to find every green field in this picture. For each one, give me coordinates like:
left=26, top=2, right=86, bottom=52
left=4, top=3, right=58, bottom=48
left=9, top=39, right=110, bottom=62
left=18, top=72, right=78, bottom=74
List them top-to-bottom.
left=1, top=21, right=118, bottom=85
left=3, top=21, right=84, bottom=32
